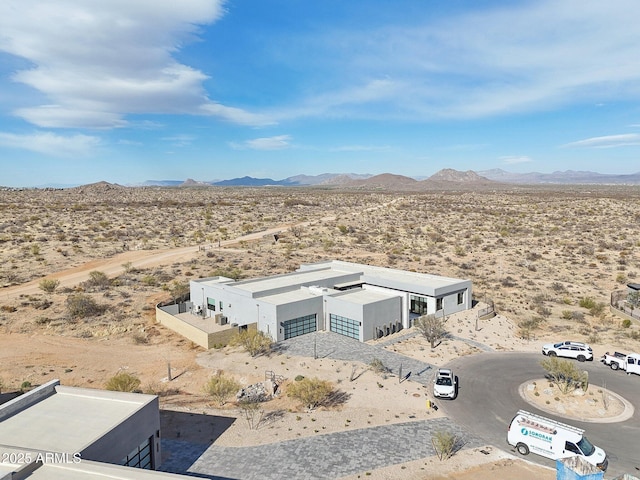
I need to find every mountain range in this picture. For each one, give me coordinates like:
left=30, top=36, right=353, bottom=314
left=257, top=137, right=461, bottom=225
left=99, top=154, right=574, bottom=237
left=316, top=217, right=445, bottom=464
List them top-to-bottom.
left=140, top=168, right=640, bottom=188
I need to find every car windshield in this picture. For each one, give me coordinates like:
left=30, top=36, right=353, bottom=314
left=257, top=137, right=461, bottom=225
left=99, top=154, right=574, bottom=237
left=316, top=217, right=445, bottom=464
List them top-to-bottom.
left=553, top=342, right=565, bottom=348
left=436, top=377, right=452, bottom=386
left=577, top=436, right=595, bottom=456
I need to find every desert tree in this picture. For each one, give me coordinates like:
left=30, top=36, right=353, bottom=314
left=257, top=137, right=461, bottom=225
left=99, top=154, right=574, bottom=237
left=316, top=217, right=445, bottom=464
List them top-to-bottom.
left=414, top=313, right=448, bottom=348
left=540, top=357, right=588, bottom=394
left=204, top=371, right=240, bottom=406
left=238, top=399, right=265, bottom=430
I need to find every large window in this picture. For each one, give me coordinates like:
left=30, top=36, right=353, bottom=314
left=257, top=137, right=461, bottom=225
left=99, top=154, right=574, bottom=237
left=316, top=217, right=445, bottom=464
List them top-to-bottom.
left=410, top=295, right=429, bottom=315
left=207, top=297, right=216, bottom=311
left=436, top=298, right=443, bottom=311
left=283, top=314, right=317, bottom=339
left=329, top=314, right=360, bottom=340
left=122, top=437, right=153, bottom=470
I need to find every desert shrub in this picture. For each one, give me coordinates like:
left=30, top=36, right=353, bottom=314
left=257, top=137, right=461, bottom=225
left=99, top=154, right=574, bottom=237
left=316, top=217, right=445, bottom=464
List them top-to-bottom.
left=85, top=270, right=111, bottom=290
left=141, top=275, right=158, bottom=286
left=501, top=276, right=517, bottom=287
left=38, top=278, right=60, bottom=294
left=550, top=282, right=567, bottom=293
left=65, top=293, right=107, bottom=319
left=579, top=297, right=597, bottom=310
left=589, top=302, right=606, bottom=317
left=561, top=310, right=573, bottom=320
left=571, top=311, right=585, bottom=322
left=517, top=317, right=544, bottom=340
left=622, top=319, right=632, bottom=329
left=230, top=329, right=273, bottom=357
left=540, top=357, right=587, bottom=394
left=369, top=358, right=390, bottom=374
left=204, top=371, right=240, bottom=406
left=105, top=372, right=141, bottom=392
left=294, top=375, right=305, bottom=381
left=0, top=377, right=4, bottom=394
left=287, top=377, right=333, bottom=410
left=20, top=381, right=32, bottom=392
left=238, top=399, right=265, bottom=430
left=431, top=430, right=461, bottom=461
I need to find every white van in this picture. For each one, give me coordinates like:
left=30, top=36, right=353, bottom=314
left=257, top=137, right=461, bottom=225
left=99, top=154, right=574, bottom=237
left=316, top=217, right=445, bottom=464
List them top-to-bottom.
left=507, top=410, right=608, bottom=471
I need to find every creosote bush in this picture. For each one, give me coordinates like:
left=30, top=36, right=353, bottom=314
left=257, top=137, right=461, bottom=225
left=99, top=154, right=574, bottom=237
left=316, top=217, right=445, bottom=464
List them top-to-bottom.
left=38, top=278, right=60, bottom=294
left=65, top=293, right=107, bottom=319
left=230, top=329, right=273, bottom=357
left=540, top=357, right=588, bottom=394
left=204, top=371, right=240, bottom=406
left=105, top=372, right=141, bottom=392
left=287, top=377, right=333, bottom=410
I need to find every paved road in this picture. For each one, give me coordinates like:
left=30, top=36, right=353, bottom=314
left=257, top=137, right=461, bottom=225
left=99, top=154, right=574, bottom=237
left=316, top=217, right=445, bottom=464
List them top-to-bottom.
left=160, top=332, right=485, bottom=479
left=439, top=352, right=640, bottom=478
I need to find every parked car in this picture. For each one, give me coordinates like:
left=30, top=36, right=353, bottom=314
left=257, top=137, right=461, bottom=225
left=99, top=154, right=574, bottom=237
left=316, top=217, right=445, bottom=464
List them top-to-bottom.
left=542, top=341, right=593, bottom=362
left=601, top=351, right=640, bottom=375
left=433, top=368, right=457, bottom=399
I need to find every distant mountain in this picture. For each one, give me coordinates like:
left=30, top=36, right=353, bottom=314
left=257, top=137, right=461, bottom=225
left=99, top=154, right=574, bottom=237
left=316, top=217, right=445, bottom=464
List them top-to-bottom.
left=136, top=168, right=640, bottom=189
left=424, top=169, right=494, bottom=184
left=478, top=169, right=640, bottom=184
left=212, top=176, right=297, bottom=186
left=136, top=180, right=185, bottom=187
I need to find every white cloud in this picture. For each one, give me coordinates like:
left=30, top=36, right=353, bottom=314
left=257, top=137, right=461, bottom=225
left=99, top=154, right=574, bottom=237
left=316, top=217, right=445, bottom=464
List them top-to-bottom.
left=0, top=0, right=270, bottom=128
left=276, top=0, right=640, bottom=121
left=0, top=131, right=100, bottom=156
left=563, top=134, right=640, bottom=148
left=232, top=135, right=292, bottom=151
left=500, top=155, right=533, bottom=165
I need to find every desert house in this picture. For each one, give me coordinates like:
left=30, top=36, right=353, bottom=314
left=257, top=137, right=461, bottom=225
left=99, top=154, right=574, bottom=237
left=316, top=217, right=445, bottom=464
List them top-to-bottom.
left=180, top=260, right=472, bottom=344
left=0, top=380, right=193, bottom=479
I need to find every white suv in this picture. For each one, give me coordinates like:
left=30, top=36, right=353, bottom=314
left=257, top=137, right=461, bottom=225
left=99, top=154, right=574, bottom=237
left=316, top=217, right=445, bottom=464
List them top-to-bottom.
left=542, top=341, right=593, bottom=362
left=433, top=368, right=457, bottom=399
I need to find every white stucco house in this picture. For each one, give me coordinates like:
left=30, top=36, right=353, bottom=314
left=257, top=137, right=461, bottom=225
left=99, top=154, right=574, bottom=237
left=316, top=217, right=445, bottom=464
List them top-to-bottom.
left=188, top=260, right=472, bottom=343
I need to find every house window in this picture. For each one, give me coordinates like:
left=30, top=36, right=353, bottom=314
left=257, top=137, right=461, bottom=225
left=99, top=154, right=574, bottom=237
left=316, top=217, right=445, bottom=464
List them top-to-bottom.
left=457, top=292, right=464, bottom=305
left=410, top=295, right=429, bottom=315
left=207, top=297, right=216, bottom=311
left=436, top=298, right=443, bottom=311
left=219, top=301, right=223, bottom=311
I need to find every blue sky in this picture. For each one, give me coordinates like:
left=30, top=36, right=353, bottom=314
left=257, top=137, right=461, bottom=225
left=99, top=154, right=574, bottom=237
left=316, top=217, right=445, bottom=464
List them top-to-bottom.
left=1, top=0, right=640, bottom=187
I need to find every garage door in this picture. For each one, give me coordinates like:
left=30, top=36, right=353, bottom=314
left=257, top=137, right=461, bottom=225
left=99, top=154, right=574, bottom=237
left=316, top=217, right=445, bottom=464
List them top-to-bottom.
left=283, top=314, right=317, bottom=340
left=329, top=314, right=360, bottom=340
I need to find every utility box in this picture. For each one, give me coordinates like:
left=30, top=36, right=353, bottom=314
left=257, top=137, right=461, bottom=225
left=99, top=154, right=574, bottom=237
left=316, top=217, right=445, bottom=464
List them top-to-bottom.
left=556, top=456, right=604, bottom=480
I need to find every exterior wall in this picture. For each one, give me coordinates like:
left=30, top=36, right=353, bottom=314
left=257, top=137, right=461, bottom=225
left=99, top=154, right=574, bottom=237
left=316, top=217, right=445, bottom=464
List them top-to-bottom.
left=361, top=285, right=408, bottom=327
left=325, top=295, right=365, bottom=339
left=362, top=296, right=403, bottom=342
left=273, top=297, right=323, bottom=342
left=156, top=305, right=251, bottom=348
left=156, top=306, right=210, bottom=348
left=78, top=391, right=160, bottom=469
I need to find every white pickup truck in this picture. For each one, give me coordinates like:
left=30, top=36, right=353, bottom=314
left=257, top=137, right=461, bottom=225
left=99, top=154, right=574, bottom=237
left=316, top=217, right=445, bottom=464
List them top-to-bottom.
left=600, top=351, right=640, bottom=375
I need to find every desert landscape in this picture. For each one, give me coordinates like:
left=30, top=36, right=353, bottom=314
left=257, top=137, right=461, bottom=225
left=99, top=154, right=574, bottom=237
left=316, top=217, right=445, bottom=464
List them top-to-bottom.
left=1, top=181, right=640, bottom=479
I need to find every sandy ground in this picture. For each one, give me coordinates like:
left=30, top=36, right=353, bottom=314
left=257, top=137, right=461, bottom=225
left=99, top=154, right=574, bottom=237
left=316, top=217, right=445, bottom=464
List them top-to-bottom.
left=2, top=185, right=640, bottom=479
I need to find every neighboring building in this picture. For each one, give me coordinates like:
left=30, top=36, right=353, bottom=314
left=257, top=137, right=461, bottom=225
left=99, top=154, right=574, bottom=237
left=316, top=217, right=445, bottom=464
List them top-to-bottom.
left=187, top=260, right=472, bottom=343
left=0, top=380, right=193, bottom=480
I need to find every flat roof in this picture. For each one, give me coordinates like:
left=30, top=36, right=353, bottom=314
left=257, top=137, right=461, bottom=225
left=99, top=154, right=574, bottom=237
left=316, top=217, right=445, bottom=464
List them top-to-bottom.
left=231, top=268, right=354, bottom=294
left=258, top=287, right=320, bottom=306
left=332, top=288, right=398, bottom=306
left=0, top=385, right=154, bottom=453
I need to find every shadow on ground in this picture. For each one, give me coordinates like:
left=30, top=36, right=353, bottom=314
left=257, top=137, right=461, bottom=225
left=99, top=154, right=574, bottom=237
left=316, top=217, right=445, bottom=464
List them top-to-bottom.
left=159, top=410, right=235, bottom=475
